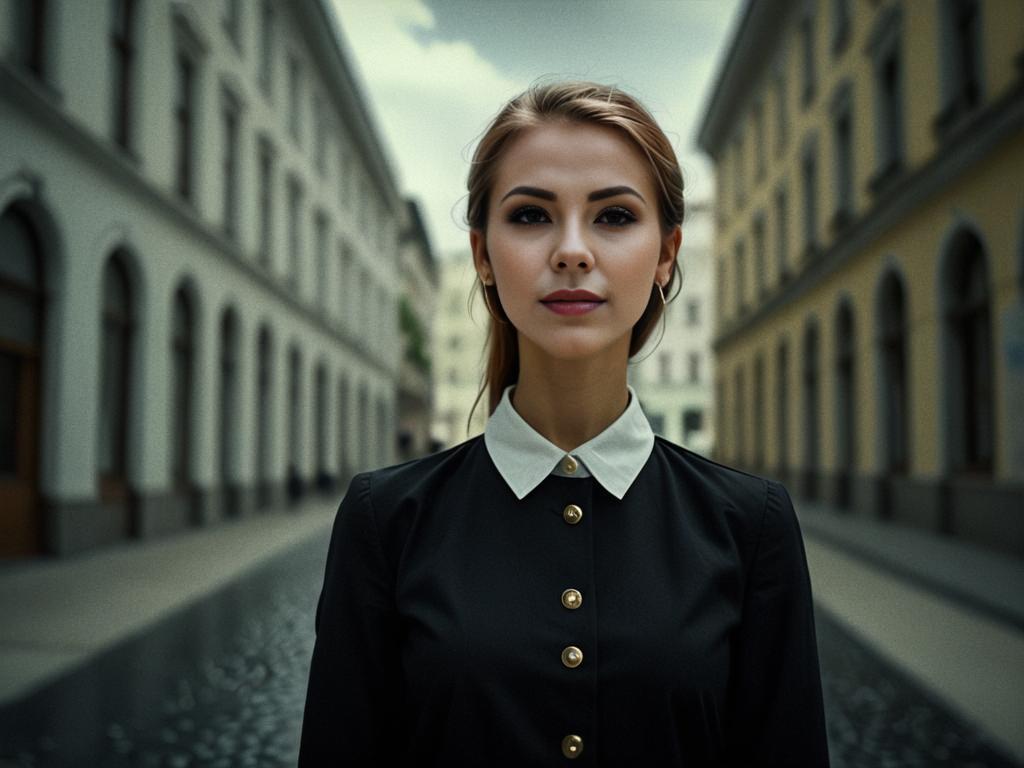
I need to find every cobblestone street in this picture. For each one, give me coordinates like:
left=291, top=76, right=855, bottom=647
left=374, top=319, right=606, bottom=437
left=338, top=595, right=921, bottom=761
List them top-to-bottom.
left=0, top=534, right=1019, bottom=767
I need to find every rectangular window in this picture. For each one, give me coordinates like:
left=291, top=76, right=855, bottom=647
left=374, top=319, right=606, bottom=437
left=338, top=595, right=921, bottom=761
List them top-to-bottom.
left=14, top=0, right=49, bottom=79
left=111, top=0, right=137, bottom=151
left=223, top=0, right=241, bottom=50
left=259, top=0, right=273, bottom=96
left=831, top=0, right=850, bottom=56
left=935, top=0, right=982, bottom=136
left=868, top=6, right=905, bottom=192
left=800, top=12, right=816, bottom=106
left=174, top=52, right=195, bottom=202
left=288, top=55, right=302, bottom=144
left=774, top=67, right=788, bottom=156
left=222, top=92, right=241, bottom=240
left=314, top=94, right=327, bottom=176
left=753, top=102, right=766, bottom=181
left=833, top=106, right=854, bottom=229
left=733, top=137, right=745, bottom=209
left=258, top=138, right=274, bottom=267
left=801, top=143, right=818, bottom=258
left=287, top=176, right=303, bottom=290
left=775, top=185, right=789, bottom=282
left=314, top=212, right=328, bottom=309
left=753, top=215, right=766, bottom=298
left=735, top=240, right=747, bottom=315
left=717, top=258, right=726, bottom=321
left=686, top=299, right=700, bottom=327
left=777, top=343, right=789, bottom=471
left=658, top=353, right=672, bottom=385
left=688, top=353, right=701, bottom=384
left=754, top=356, right=765, bottom=468
left=734, top=367, right=746, bottom=464
left=683, top=409, right=703, bottom=444
left=648, top=413, right=665, bottom=436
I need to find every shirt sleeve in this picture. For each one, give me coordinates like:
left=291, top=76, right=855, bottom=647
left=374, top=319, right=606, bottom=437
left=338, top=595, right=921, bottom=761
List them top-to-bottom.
left=298, top=472, right=403, bottom=765
left=724, top=480, right=831, bottom=767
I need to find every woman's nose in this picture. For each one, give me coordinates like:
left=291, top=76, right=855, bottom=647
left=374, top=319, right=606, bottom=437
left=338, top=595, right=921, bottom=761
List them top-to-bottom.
left=550, top=219, right=594, bottom=272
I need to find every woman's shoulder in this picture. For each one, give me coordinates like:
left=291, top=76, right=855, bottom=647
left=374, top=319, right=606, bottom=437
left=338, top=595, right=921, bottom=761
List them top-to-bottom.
left=343, top=434, right=488, bottom=513
left=652, top=435, right=777, bottom=490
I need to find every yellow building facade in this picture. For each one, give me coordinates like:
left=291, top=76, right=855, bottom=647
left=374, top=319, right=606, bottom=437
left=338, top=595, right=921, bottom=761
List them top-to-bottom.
left=697, top=0, right=1024, bottom=556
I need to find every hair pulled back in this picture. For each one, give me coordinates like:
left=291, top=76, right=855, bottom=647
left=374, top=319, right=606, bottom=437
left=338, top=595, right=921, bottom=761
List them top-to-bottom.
left=467, top=81, right=685, bottom=426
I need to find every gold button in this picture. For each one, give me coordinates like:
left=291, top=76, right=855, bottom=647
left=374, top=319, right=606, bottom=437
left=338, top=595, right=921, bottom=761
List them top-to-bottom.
left=562, top=455, right=578, bottom=474
left=562, top=504, right=583, bottom=525
left=561, top=588, right=582, bottom=610
left=561, top=645, right=583, bottom=668
left=561, top=734, right=584, bottom=759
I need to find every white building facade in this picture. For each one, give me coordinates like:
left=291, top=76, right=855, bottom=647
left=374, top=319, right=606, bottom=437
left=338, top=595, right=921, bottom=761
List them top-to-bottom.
left=0, top=0, right=403, bottom=556
left=397, top=199, right=438, bottom=461
left=630, top=205, right=716, bottom=455
left=431, top=256, right=488, bottom=448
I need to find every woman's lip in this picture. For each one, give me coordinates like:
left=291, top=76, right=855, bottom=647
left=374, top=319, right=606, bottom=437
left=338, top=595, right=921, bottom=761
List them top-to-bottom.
left=542, top=300, right=604, bottom=316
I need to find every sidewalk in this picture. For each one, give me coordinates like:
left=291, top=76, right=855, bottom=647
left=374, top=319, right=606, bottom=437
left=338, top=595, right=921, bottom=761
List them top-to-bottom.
left=1, top=491, right=1021, bottom=761
left=0, top=495, right=338, bottom=708
left=796, top=501, right=1024, bottom=763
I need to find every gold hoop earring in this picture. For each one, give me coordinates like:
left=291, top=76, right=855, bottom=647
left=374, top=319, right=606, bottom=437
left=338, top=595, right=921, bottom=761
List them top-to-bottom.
left=481, top=279, right=508, bottom=324
left=656, top=282, right=667, bottom=306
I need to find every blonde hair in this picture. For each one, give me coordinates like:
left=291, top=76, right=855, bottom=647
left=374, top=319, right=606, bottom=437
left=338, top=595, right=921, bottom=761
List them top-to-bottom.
left=467, top=81, right=685, bottom=427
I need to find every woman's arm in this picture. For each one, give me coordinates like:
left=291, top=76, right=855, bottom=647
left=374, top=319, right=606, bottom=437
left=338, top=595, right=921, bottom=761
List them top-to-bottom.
left=298, top=472, right=403, bottom=765
left=724, top=480, right=831, bottom=766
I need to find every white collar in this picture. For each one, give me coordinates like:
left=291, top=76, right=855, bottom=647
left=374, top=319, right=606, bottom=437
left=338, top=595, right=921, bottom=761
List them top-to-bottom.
left=484, top=384, right=655, bottom=500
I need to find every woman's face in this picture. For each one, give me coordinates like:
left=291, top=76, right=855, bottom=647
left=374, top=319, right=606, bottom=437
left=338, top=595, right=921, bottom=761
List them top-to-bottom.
left=471, top=121, right=680, bottom=364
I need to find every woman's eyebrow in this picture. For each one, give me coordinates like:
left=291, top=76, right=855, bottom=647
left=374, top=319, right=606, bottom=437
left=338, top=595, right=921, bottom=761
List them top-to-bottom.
left=499, top=185, right=646, bottom=203
left=500, top=185, right=555, bottom=202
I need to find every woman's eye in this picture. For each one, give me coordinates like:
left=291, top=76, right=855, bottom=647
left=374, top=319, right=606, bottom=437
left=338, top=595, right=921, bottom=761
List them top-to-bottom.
left=509, top=206, right=549, bottom=225
left=596, top=206, right=637, bottom=226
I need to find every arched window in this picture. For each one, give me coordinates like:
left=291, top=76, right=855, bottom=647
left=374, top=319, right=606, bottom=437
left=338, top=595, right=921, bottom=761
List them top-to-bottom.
left=0, top=204, right=45, bottom=554
left=944, top=231, right=993, bottom=473
left=98, top=251, right=134, bottom=506
left=878, top=271, right=909, bottom=474
left=170, top=286, right=195, bottom=496
left=835, top=301, right=856, bottom=508
left=219, top=308, right=240, bottom=516
left=802, top=320, right=820, bottom=500
left=256, top=325, right=273, bottom=509
left=776, top=340, right=790, bottom=481
left=287, top=344, right=303, bottom=502
left=754, top=353, right=765, bottom=470
left=314, top=362, right=328, bottom=489
left=734, top=366, right=745, bottom=466
left=337, top=376, right=349, bottom=483
left=358, top=383, right=369, bottom=470
left=377, top=397, right=388, bottom=467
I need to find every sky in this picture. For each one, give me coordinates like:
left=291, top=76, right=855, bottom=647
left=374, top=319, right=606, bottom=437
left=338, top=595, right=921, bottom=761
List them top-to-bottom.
left=329, top=0, right=744, bottom=258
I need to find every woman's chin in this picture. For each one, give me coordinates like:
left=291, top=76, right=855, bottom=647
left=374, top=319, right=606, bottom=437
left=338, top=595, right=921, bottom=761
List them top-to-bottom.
left=518, top=328, right=630, bottom=363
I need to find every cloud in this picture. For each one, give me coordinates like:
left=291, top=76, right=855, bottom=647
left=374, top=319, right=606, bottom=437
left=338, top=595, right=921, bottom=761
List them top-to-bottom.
left=331, top=0, right=524, bottom=257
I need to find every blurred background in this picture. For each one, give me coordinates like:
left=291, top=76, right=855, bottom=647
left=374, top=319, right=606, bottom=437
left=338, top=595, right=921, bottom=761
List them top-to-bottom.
left=1, top=0, right=1022, bottom=766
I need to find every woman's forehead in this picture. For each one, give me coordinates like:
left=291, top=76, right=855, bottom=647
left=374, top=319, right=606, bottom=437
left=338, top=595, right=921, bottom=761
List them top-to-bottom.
left=493, top=122, right=656, bottom=198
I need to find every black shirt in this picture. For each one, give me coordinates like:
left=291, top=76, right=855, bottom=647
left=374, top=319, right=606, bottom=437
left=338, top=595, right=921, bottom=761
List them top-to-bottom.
left=299, top=435, right=830, bottom=766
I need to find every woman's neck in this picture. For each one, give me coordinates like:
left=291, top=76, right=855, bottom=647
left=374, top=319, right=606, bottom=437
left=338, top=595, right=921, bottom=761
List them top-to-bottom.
left=511, top=340, right=631, bottom=452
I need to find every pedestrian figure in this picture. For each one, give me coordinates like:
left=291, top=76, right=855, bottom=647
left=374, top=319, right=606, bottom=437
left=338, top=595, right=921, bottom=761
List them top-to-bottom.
left=299, top=81, right=830, bottom=766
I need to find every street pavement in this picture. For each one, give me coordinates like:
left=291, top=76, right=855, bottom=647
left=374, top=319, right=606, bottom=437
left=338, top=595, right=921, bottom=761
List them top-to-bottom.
left=0, top=492, right=1021, bottom=767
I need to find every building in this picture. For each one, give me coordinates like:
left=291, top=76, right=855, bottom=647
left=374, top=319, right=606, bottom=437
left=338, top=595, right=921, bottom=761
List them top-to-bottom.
left=0, top=0, right=405, bottom=556
left=697, top=0, right=1024, bottom=556
left=396, top=199, right=438, bottom=461
left=630, top=202, right=716, bottom=455
left=431, top=256, right=488, bottom=448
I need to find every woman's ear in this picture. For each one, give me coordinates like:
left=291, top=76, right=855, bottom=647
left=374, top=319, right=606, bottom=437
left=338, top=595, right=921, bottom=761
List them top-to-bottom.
left=656, top=225, right=682, bottom=286
left=470, top=229, right=492, bottom=283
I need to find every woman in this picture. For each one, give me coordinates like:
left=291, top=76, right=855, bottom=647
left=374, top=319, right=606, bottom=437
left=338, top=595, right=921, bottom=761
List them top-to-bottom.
left=299, top=81, right=830, bottom=766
